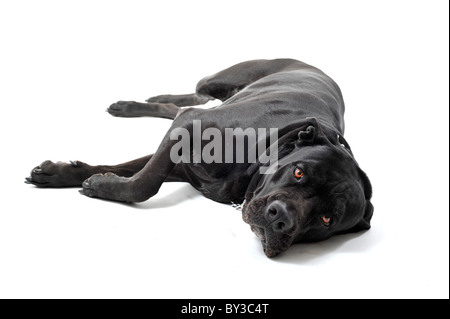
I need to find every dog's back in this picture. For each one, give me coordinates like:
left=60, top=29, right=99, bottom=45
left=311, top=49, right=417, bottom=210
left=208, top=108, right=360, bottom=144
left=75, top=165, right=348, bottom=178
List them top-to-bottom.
left=216, top=62, right=346, bottom=133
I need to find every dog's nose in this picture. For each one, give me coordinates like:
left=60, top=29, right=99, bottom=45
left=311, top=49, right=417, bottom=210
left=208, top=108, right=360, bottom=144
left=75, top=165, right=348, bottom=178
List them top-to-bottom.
left=264, top=200, right=295, bottom=233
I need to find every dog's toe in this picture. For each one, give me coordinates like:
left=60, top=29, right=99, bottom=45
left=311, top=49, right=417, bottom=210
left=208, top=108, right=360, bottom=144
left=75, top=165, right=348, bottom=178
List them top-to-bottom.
left=107, top=103, right=121, bottom=117
left=27, top=163, right=51, bottom=186
left=79, top=173, right=134, bottom=202
left=25, top=175, right=48, bottom=186
left=80, top=175, right=103, bottom=198
left=82, top=180, right=90, bottom=189
left=80, top=182, right=94, bottom=197
left=79, top=187, right=94, bottom=197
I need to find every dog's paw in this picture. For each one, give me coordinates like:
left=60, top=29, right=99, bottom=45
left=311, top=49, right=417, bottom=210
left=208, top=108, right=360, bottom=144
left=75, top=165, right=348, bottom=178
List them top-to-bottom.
left=107, top=101, right=143, bottom=117
left=25, top=160, right=91, bottom=188
left=80, top=173, right=131, bottom=202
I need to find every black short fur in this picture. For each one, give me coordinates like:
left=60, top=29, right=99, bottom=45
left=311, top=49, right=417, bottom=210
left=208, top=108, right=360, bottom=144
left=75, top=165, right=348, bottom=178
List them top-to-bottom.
left=26, top=59, right=373, bottom=257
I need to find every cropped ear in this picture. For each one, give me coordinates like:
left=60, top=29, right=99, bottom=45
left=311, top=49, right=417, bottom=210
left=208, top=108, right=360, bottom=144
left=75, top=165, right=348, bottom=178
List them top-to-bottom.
left=276, top=117, right=327, bottom=159
left=297, top=117, right=326, bottom=146
left=298, top=125, right=316, bottom=144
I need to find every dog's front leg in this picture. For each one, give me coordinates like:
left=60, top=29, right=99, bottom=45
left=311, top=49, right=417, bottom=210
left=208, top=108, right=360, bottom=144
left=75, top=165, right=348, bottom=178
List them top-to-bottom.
left=80, top=116, right=192, bottom=203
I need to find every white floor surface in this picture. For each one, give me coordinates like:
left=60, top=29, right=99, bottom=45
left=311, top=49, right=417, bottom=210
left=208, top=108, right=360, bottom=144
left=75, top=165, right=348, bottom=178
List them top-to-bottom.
left=0, top=0, right=448, bottom=299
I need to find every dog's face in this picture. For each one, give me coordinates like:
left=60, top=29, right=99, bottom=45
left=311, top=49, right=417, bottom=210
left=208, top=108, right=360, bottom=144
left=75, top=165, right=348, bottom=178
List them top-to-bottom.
left=242, top=120, right=373, bottom=257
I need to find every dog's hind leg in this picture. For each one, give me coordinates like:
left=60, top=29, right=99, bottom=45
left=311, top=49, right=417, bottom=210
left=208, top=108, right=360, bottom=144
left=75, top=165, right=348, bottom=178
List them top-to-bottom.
left=108, top=59, right=304, bottom=119
left=143, top=59, right=305, bottom=108
left=195, top=59, right=304, bottom=101
left=108, top=92, right=214, bottom=119
left=146, top=93, right=213, bottom=107
left=107, top=101, right=180, bottom=119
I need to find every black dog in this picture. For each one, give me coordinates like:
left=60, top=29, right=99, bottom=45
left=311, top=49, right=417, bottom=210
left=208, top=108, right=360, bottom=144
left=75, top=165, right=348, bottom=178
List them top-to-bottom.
left=26, top=59, right=373, bottom=257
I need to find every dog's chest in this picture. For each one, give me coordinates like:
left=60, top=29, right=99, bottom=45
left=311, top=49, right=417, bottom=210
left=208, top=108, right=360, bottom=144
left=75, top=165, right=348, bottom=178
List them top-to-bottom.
left=181, top=162, right=248, bottom=204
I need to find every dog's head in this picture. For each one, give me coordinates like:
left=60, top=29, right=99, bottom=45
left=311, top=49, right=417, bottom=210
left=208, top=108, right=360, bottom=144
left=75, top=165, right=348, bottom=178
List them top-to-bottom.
left=242, top=118, right=373, bottom=257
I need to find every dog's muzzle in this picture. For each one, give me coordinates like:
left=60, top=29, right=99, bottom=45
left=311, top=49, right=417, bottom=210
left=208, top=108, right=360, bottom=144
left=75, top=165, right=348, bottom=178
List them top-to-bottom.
left=242, top=197, right=299, bottom=257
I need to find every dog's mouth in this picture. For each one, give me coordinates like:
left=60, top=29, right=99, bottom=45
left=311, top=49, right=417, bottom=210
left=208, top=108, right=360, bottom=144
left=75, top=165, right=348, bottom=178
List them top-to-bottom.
left=242, top=197, right=295, bottom=258
left=247, top=224, right=295, bottom=258
left=248, top=225, right=292, bottom=258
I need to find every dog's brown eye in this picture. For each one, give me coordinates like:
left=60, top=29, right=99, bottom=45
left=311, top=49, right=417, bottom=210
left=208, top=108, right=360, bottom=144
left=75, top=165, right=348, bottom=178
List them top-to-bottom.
left=294, top=168, right=304, bottom=179
left=322, top=216, right=331, bottom=226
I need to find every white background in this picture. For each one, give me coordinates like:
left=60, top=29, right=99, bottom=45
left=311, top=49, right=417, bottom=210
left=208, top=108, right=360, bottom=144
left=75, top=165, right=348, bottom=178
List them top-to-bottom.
left=0, top=0, right=448, bottom=299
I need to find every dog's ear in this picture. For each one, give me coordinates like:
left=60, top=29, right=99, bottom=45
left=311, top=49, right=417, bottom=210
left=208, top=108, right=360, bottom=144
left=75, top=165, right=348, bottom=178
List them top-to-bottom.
left=277, top=117, right=327, bottom=159
left=297, top=117, right=329, bottom=146
left=298, top=117, right=322, bottom=145
left=298, top=125, right=316, bottom=144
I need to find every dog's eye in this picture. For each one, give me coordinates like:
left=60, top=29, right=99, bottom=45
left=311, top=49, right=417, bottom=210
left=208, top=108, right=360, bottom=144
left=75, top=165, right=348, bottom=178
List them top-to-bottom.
left=294, top=168, right=304, bottom=179
left=322, top=216, right=331, bottom=226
